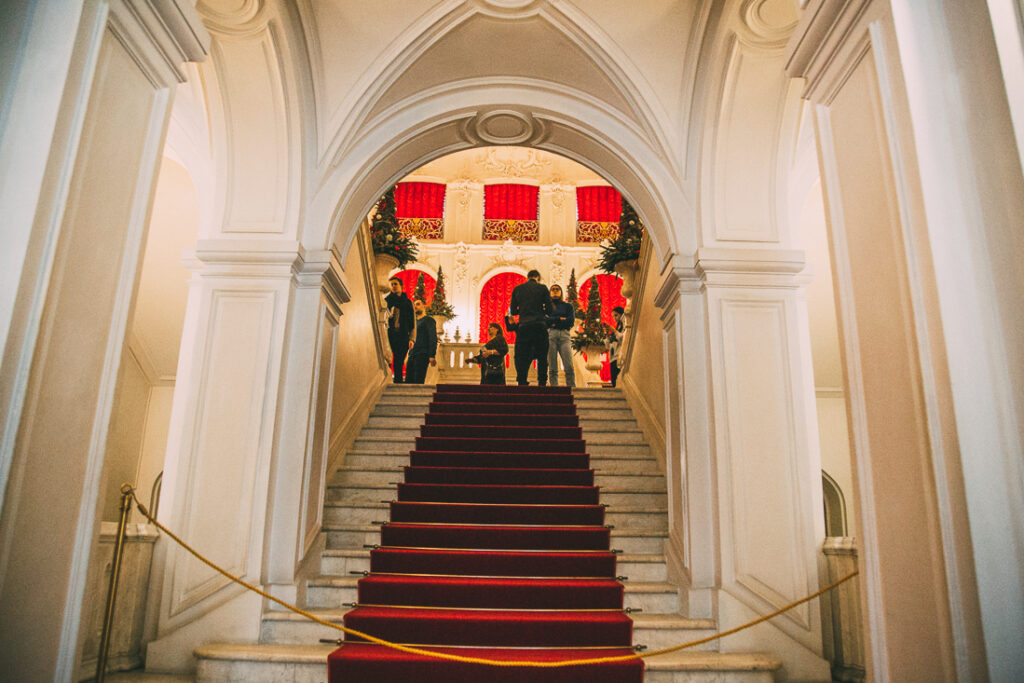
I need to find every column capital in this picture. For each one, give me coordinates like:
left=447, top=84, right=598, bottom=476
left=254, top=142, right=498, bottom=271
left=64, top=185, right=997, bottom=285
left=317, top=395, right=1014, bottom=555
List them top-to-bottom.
left=108, top=0, right=210, bottom=86
left=785, top=0, right=873, bottom=99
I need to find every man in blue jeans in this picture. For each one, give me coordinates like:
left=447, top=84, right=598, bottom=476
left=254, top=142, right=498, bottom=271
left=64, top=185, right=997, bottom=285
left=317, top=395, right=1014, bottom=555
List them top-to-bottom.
left=546, top=284, right=575, bottom=387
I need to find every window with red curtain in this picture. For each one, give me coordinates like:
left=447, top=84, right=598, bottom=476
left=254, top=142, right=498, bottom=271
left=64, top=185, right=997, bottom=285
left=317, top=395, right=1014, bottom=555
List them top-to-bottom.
left=396, top=182, right=446, bottom=240
left=483, top=184, right=539, bottom=241
left=576, top=186, right=622, bottom=243
left=393, top=269, right=436, bottom=305
left=479, top=271, right=526, bottom=343
left=578, top=274, right=627, bottom=382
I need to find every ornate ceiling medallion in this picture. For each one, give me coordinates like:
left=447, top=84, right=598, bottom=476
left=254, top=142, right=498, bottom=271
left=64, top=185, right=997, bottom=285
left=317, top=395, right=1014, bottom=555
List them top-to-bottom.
left=470, top=0, right=544, bottom=19
left=462, top=109, right=546, bottom=146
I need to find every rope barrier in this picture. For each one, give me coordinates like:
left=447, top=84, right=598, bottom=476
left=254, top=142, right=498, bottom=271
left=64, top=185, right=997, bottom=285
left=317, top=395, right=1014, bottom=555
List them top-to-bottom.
left=128, top=487, right=859, bottom=668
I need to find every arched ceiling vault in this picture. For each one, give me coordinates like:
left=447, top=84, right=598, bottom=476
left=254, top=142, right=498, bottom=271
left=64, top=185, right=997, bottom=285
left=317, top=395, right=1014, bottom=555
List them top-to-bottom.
left=291, top=0, right=709, bottom=265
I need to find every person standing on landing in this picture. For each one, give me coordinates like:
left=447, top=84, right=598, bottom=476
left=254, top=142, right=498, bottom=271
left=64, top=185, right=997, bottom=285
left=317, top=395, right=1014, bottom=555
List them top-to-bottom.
left=509, top=269, right=552, bottom=386
left=384, top=276, right=416, bottom=383
left=546, top=284, right=575, bottom=387
left=406, top=299, right=437, bottom=384
left=607, top=306, right=625, bottom=388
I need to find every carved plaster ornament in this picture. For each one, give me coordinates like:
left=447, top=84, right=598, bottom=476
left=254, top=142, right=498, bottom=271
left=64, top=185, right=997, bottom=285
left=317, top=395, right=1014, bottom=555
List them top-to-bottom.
left=739, top=0, right=798, bottom=49
left=476, top=147, right=552, bottom=176
left=448, top=179, right=475, bottom=209
left=547, top=183, right=574, bottom=211
left=494, top=239, right=525, bottom=267
left=453, top=242, right=470, bottom=289
left=549, top=243, right=566, bottom=286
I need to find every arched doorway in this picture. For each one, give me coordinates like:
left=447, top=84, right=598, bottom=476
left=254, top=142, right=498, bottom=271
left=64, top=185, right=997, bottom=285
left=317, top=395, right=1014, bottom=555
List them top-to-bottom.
left=479, top=271, right=525, bottom=343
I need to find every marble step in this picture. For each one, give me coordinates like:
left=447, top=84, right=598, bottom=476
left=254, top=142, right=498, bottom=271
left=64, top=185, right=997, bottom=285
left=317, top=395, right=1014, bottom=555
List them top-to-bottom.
left=369, top=403, right=636, bottom=421
left=365, top=415, right=641, bottom=433
left=354, top=427, right=646, bottom=445
left=350, top=437, right=651, bottom=457
left=341, top=449, right=660, bottom=472
left=329, top=466, right=665, bottom=491
left=324, top=482, right=665, bottom=508
left=322, top=501, right=668, bottom=530
left=324, top=524, right=666, bottom=555
left=318, top=548, right=668, bottom=583
left=303, top=576, right=679, bottom=613
left=259, top=608, right=708, bottom=651
left=194, top=643, right=779, bottom=683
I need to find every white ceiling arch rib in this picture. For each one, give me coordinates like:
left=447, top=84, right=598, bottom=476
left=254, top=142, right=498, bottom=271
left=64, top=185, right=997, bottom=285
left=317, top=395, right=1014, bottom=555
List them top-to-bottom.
left=297, top=0, right=687, bottom=178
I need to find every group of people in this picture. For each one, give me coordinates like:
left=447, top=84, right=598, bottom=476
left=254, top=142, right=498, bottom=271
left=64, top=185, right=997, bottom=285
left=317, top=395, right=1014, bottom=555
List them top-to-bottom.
left=384, top=270, right=625, bottom=387
left=384, top=276, right=438, bottom=384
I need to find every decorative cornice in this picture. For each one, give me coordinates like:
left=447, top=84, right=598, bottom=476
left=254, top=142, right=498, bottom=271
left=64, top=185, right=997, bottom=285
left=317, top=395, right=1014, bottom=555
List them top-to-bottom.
left=107, top=0, right=210, bottom=86
left=785, top=0, right=872, bottom=99
left=321, top=249, right=352, bottom=316
left=653, top=265, right=701, bottom=310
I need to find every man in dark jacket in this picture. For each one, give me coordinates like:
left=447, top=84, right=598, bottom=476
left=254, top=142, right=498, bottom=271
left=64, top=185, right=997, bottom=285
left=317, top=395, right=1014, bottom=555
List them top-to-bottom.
left=510, top=269, right=552, bottom=385
left=384, top=276, right=416, bottom=383
left=546, top=284, right=575, bottom=387
left=406, top=299, right=437, bottom=384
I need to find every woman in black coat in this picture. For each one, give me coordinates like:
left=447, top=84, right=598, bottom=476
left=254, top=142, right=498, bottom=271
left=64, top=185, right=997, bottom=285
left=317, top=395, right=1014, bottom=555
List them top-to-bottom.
left=470, top=323, right=509, bottom=385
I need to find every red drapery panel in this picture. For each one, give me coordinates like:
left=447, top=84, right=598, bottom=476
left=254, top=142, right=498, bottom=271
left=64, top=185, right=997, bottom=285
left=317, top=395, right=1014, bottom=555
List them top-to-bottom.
left=396, top=182, right=446, bottom=239
left=483, top=184, right=539, bottom=241
left=576, top=186, right=622, bottom=243
left=393, top=269, right=437, bottom=305
left=479, top=272, right=526, bottom=343
left=578, top=274, right=627, bottom=382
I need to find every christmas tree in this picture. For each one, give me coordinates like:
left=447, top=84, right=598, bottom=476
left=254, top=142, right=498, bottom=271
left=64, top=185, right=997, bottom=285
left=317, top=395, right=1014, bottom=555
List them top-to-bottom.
left=370, top=185, right=418, bottom=268
left=597, top=198, right=643, bottom=273
left=425, top=265, right=455, bottom=318
left=566, top=268, right=581, bottom=316
left=414, top=272, right=427, bottom=303
left=571, top=277, right=609, bottom=352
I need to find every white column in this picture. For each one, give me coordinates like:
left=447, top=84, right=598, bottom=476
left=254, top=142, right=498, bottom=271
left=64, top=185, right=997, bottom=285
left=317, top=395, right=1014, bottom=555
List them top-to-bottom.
left=0, top=2, right=207, bottom=678
left=146, top=240, right=297, bottom=669
left=264, top=250, right=349, bottom=604
left=657, top=250, right=828, bottom=679
left=698, top=250, right=826, bottom=677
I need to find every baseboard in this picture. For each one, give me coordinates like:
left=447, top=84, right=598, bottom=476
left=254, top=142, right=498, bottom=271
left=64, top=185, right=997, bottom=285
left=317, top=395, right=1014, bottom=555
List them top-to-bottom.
left=326, top=370, right=388, bottom=477
left=620, top=372, right=667, bottom=475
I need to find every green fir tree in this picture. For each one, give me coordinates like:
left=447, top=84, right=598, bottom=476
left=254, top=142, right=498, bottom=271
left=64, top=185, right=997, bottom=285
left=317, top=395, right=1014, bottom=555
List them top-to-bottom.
left=370, top=186, right=418, bottom=268
left=598, top=198, right=643, bottom=273
left=425, top=265, right=455, bottom=318
left=566, top=268, right=581, bottom=316
left=414, top=272, right=427, bottom=303
left=571, top=277, right=609, bottom=352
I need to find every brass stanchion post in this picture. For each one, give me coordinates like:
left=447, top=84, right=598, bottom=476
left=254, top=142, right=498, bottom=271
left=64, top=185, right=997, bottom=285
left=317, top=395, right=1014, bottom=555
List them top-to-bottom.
left=94, top=484, right=134, bottom=683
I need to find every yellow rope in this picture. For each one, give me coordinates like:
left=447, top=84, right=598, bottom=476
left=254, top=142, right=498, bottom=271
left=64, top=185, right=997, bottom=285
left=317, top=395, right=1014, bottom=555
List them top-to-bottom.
left=129, top=488, right=858, bottom=668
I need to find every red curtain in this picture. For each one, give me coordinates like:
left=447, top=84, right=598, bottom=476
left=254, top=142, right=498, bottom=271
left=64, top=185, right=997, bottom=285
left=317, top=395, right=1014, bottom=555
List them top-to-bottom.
left=396, top=182, right=446, bottom=239
left=396, top=182, right=446, bottom=218
left=483, top=184, right=540, bottom=241
left=484, top=184, right=539, bottom=219
left=576, top=185, right=622, bottom=243
left=576, top=186, right=621, bottom=222
left=394, top=269, right=437, bottom=305
left=479, top=272, right=526, bottom=343
left=578, top=274, right=627, bottom=382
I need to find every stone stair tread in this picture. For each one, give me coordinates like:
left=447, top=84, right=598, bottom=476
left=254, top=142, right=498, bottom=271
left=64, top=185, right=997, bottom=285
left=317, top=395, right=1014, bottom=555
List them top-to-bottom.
left=611, top=529, right=667, bottom=537
left=322, top=548, right=371, bottom=557
left=617, top=553, right=666, bottom=563
left=308, top=576, right=359, bottom=587
left=620, top=581, right=677, bottom=593
left=630, top=613, right=717, bottom=629
left=194, top=642, right=335, bottom=662
left=642, top=651, right=782, bottom=672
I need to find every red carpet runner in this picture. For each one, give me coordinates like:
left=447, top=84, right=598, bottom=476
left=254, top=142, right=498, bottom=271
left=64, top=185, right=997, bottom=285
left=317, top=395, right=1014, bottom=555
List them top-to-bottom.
left=328, top=384, right=643, bottom=681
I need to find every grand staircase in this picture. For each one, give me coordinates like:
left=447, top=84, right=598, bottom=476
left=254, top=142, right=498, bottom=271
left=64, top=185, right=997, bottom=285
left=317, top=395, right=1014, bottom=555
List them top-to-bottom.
left=194, top=384, right=780, bottom=681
